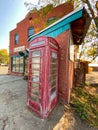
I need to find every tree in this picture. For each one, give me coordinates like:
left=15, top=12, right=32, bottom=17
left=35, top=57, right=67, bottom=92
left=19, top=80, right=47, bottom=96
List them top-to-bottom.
left=24, top=0, right=66, bottom=11
left=25, top=0, right=98, bottom=61
left=38, top=0, right=65, bottom=6
left=65, top=0, right=98, bottom=61
left=77, top=0, right=98, bottom=61
left=24, top=2, right=38, bottom=11
left=0, top=49, right=9, bottom=65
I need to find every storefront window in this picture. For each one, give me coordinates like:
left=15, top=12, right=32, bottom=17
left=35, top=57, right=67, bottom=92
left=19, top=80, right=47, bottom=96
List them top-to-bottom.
left=12, top=56, right=24, bottom=73
left=20, top=57, right=24, bottom=72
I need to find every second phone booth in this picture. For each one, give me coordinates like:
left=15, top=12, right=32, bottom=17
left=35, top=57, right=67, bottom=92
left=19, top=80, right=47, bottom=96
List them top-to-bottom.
left=27, top=36, right=59, bottom=118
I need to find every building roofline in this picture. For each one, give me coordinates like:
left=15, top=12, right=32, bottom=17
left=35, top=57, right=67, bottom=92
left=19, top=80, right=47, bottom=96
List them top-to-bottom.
left=28, top=6, right=83, bottom=42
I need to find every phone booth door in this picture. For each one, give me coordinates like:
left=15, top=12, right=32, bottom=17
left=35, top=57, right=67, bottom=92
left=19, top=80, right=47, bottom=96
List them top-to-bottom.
left=28, top=48, right=43, bottom=115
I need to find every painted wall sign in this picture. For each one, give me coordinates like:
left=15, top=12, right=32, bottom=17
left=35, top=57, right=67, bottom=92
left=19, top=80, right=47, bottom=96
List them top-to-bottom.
left=14, top=46, right=25, bottom=52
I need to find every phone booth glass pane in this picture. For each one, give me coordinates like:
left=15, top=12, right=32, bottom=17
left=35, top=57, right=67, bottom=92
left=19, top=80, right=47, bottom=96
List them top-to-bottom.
left=30, top=50, right=41, bottom=103
left=50, top=52, right=57, bottom=100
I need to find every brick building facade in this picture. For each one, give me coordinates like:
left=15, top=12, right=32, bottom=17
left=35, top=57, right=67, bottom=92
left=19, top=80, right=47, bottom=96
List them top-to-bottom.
left=9, top=1, right=87, bottom=104
left=9, top=2, right=73, bottom=76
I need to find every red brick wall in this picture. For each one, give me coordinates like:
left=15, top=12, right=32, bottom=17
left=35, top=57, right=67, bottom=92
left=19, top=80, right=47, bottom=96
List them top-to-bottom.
left=9, top=19, right=31, bottom=56
left=55, top=30, right=70, bottom=103
left=55, top=30, right=74, bottom=104
left=68, top=60, right=74, bottom=102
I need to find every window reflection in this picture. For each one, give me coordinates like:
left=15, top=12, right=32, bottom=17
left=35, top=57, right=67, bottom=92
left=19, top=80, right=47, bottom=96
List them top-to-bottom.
left=28, top=27, right=34, bottom=38
left=14, top=34, right=19, bottom=44
left=30, top=50, right=41, bottom=102
left=32, top=51, right=41, bottom=57
left=50, top=52, right=57, bottom=96
left=12, top=56, right=23, bottom=73
left=32, top=58, right=40, bottom=63
left=32, top=64, right=40, bottom=69
left=51, top=68, right=56, bottom=75
left=32, top=70, right=40, bottom=75
left=32, top=76, right=40, bottom=82
left=50, top=79, right=56, bottom=87
left=32, top=83, right=39, bottom=88
left=31, top=89, right=40, bottom=96
left=30, top=94, right=40, bottom=102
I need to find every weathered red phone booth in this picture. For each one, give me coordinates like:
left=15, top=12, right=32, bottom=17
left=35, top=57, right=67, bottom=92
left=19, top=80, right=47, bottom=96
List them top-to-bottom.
left=27, top=36, right=59, bottom=118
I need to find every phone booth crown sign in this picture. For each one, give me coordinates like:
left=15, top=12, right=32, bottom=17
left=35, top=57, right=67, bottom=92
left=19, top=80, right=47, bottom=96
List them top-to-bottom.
left=27, top=36, right=59, bottom=118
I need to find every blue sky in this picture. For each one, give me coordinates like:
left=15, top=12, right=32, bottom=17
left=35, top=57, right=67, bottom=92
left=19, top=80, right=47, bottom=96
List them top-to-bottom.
left=0, top=0, right=38, bottom=51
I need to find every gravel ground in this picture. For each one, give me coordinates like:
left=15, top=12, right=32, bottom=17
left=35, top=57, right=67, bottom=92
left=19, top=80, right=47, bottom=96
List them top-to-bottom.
left=0, top=67, right=98, bottom=130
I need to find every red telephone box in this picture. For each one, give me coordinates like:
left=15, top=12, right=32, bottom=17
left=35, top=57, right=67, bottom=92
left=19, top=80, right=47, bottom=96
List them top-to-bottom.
left=27, top=36, right=59, bottom=118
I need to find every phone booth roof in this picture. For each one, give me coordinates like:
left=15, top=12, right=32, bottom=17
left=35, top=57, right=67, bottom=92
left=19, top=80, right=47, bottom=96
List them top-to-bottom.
left=29, top=36, right=59, bottom=49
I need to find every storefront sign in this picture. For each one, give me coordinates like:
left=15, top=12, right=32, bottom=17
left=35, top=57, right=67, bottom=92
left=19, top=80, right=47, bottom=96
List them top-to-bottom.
left=14, top=46, right=25, bottom=52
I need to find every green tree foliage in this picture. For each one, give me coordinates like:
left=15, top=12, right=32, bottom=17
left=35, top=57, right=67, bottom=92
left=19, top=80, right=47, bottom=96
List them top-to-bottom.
left=25, top=0, right=98, bottom=61
left=37, top=0, right=98, bottom=32
left=38, top=0, right=65, bottom=6
left=67, top=0, right=98, bottom=61
left=0, top=49, right=9, bottom=65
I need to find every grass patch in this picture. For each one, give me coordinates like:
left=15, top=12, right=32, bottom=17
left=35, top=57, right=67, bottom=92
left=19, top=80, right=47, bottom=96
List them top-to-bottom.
left=70, top=86, right=98, bottom=128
